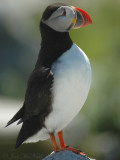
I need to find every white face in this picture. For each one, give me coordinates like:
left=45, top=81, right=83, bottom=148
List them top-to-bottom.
left=42, top=6, right=76, bottom=32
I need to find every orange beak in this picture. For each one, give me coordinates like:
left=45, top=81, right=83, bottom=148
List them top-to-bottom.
left=72, top=6, right=92, bottom=28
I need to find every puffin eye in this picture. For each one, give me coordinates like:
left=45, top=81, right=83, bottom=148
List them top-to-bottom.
left=61, top=9, right=66, bottom=16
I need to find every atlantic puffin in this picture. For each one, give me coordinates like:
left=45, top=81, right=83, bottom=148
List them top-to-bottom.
left=6, top=3, right=92, bottom=154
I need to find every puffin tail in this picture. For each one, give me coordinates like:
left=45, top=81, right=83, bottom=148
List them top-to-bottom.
left=5, top=104, right=25, bottom=127
left=15, top=116, right=42, bottom=149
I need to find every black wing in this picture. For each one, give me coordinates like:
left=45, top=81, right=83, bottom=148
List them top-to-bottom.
left=6, top=67, right=54, bottom=148
left=24, top=67, right=53, bottom=120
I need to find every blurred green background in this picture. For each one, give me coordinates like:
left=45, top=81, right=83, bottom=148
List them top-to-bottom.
left=0, top=0, right=120, bottom=160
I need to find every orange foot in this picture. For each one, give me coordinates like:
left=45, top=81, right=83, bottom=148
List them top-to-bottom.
left=50, top=131, right=86, bottom=156
left=57, top=131, right=86, bottom=156
left=56, top=146, right=86, bottom=156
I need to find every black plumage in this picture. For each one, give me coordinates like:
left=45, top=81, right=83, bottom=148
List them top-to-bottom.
left=6, top=3, right=73, bottom=148
left=5, top=104, right=25, bottom=127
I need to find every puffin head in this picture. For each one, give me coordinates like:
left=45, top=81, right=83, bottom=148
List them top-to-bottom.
left=41, top=3, right=92, bottom=32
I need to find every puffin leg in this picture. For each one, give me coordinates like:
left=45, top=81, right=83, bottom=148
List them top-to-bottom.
left=57, top=130, right=86, bottom=155
left=57, top=130, right=66, bottom=148
left=50, top=134, right=59, bottom=151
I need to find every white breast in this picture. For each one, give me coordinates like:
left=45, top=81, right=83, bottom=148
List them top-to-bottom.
left=25, top=43, right=91, bottom=143
left=45, top=43, right=91, bottom=133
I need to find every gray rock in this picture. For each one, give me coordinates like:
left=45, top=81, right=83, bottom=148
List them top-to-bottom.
left=42, top=150, right=94, bottom=160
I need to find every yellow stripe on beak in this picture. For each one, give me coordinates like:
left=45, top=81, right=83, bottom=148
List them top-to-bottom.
left=72, top=17, right=76, bottom=24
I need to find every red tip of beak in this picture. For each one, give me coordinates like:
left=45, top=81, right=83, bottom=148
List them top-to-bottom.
left=74, top=7, right=92, bottom=27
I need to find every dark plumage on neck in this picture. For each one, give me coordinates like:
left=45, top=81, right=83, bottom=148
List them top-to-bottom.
left=35, top=22, right=73, bottom=69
